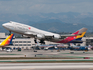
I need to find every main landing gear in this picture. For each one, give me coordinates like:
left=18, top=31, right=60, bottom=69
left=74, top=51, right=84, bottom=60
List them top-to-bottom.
left=34, top=38, right=45, bottom=45
left=34, top=38, right=37, bottom=44
left=39, top=39, right=45, bottom=45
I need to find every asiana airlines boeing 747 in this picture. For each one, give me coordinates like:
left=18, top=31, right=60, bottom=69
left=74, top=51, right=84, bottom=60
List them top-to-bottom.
left=2, top=21, right=87, bottom=44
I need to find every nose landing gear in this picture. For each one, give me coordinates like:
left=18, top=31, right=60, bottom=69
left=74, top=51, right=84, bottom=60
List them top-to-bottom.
left=9, top=31, right=11, bottom=35
left=34, top=38, right=45, bottom=45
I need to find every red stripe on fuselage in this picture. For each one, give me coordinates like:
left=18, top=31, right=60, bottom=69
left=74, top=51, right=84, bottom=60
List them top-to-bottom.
left=57, top=31, right=79, bottom=43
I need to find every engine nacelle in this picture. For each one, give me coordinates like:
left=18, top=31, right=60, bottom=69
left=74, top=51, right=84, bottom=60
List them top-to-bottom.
left=37, top=34, right=44, bottom=39
left=22, top=35, right=30, bottom=38
left=53, top=35, right=61, bottom=39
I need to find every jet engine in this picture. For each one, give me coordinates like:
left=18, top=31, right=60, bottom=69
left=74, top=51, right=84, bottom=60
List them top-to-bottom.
left=35, top=34, right=45, bottom=44
left=36, top=34, right=44, bottom=39
left=53, top=35, right=61, bottom=39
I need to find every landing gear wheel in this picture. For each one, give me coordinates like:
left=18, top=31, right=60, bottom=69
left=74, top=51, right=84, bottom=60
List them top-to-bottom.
left=34, top=38, right=37, bottom=44
left=39, top=39, right=45, bottom=45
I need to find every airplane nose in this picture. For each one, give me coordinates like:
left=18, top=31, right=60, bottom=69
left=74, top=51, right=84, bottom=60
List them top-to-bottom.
left=2, top=23, right=6, bottom=27
left=2, top=23, right=9, bottom=28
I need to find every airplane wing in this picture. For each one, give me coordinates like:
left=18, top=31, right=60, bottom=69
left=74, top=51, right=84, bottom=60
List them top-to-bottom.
left=24, top=27, right=86, bottom=39
left=24, top=31, right=79, bottom=39
left=44, top=34, right=78, bottom=39
left=60, top=34, right=78, bottom=37
left=60, top=34, right=80, bottom=39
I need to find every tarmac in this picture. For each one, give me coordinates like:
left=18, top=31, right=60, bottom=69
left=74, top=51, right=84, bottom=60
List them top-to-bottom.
left=0, top=50, right=93, bottom=59
left=0, top=50, right=93, bottom=70
left=0, top=59, right=93, bottom=63
left=0, top=63, right=93, bottom=70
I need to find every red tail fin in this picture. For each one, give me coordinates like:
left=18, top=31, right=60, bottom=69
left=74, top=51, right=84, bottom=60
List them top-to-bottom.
left=72, top=28, right=87, bottom=35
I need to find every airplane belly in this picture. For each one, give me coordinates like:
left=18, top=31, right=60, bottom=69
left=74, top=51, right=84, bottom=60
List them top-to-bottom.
left=44, top=38, right=63, bottom=43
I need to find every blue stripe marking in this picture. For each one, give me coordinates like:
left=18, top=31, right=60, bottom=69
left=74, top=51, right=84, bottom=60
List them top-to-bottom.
left=9, top=34, right=14, bottom=45
left=68, top=38, right=83, bottom=43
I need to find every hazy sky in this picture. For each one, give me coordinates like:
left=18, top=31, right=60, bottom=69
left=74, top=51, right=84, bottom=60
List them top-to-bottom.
left=0, top=0, right=93, bottom=14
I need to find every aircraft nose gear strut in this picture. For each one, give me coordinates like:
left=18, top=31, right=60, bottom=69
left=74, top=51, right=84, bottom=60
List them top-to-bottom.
left=9, top=31, right=11, bottom=35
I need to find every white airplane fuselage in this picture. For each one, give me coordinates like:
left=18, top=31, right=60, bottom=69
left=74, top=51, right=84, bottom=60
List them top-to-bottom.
left=2, top=21, right=61, bottom=42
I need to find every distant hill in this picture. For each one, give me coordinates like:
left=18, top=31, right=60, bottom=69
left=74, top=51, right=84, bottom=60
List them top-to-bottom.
left=0, top=12, right=93, bottom=32
left=0, top=19, right=93, bottom=33
left=31, top=22, right=93, bottom=32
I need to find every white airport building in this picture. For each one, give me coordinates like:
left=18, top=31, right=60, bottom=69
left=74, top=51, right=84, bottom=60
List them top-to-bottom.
left=0, top=33, right=92, bottom=49
left=0, top=33, right=61, bottom=49
left=0, top=33, right=33, bottom=49
left=82, top=37, right=93, bottom=46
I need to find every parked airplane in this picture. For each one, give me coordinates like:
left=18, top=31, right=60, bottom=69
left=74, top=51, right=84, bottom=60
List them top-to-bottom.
left=2, top=21, right=87, bottom=44
left=0, top=34, right=14, bottom=48
left=69, top=43, right=88, bottom=50
left=37, top=44, right=57, bottom=50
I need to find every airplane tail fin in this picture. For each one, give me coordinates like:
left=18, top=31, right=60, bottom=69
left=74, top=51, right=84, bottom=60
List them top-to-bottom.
left=57, top=28, right=87, bottom=43
left=68, top=28, right=87, bottom=43
left=72, top=28, right=87, bottom=40
left=72, top=28, right=87, bottom=35
left=1, top=34, right=14, bottom=46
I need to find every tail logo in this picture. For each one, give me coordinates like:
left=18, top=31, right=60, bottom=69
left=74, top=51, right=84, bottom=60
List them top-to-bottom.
left=28, top=27, right=31, bottom=30
left=8, top=39, right=10, bottom=41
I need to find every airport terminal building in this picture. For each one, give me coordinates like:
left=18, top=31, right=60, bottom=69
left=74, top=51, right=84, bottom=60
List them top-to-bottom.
left=0, top=33, right=59, bottom=49
left=0, top=33, right=34, bottom=49
left=82, top=37, right=93, bottom=46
